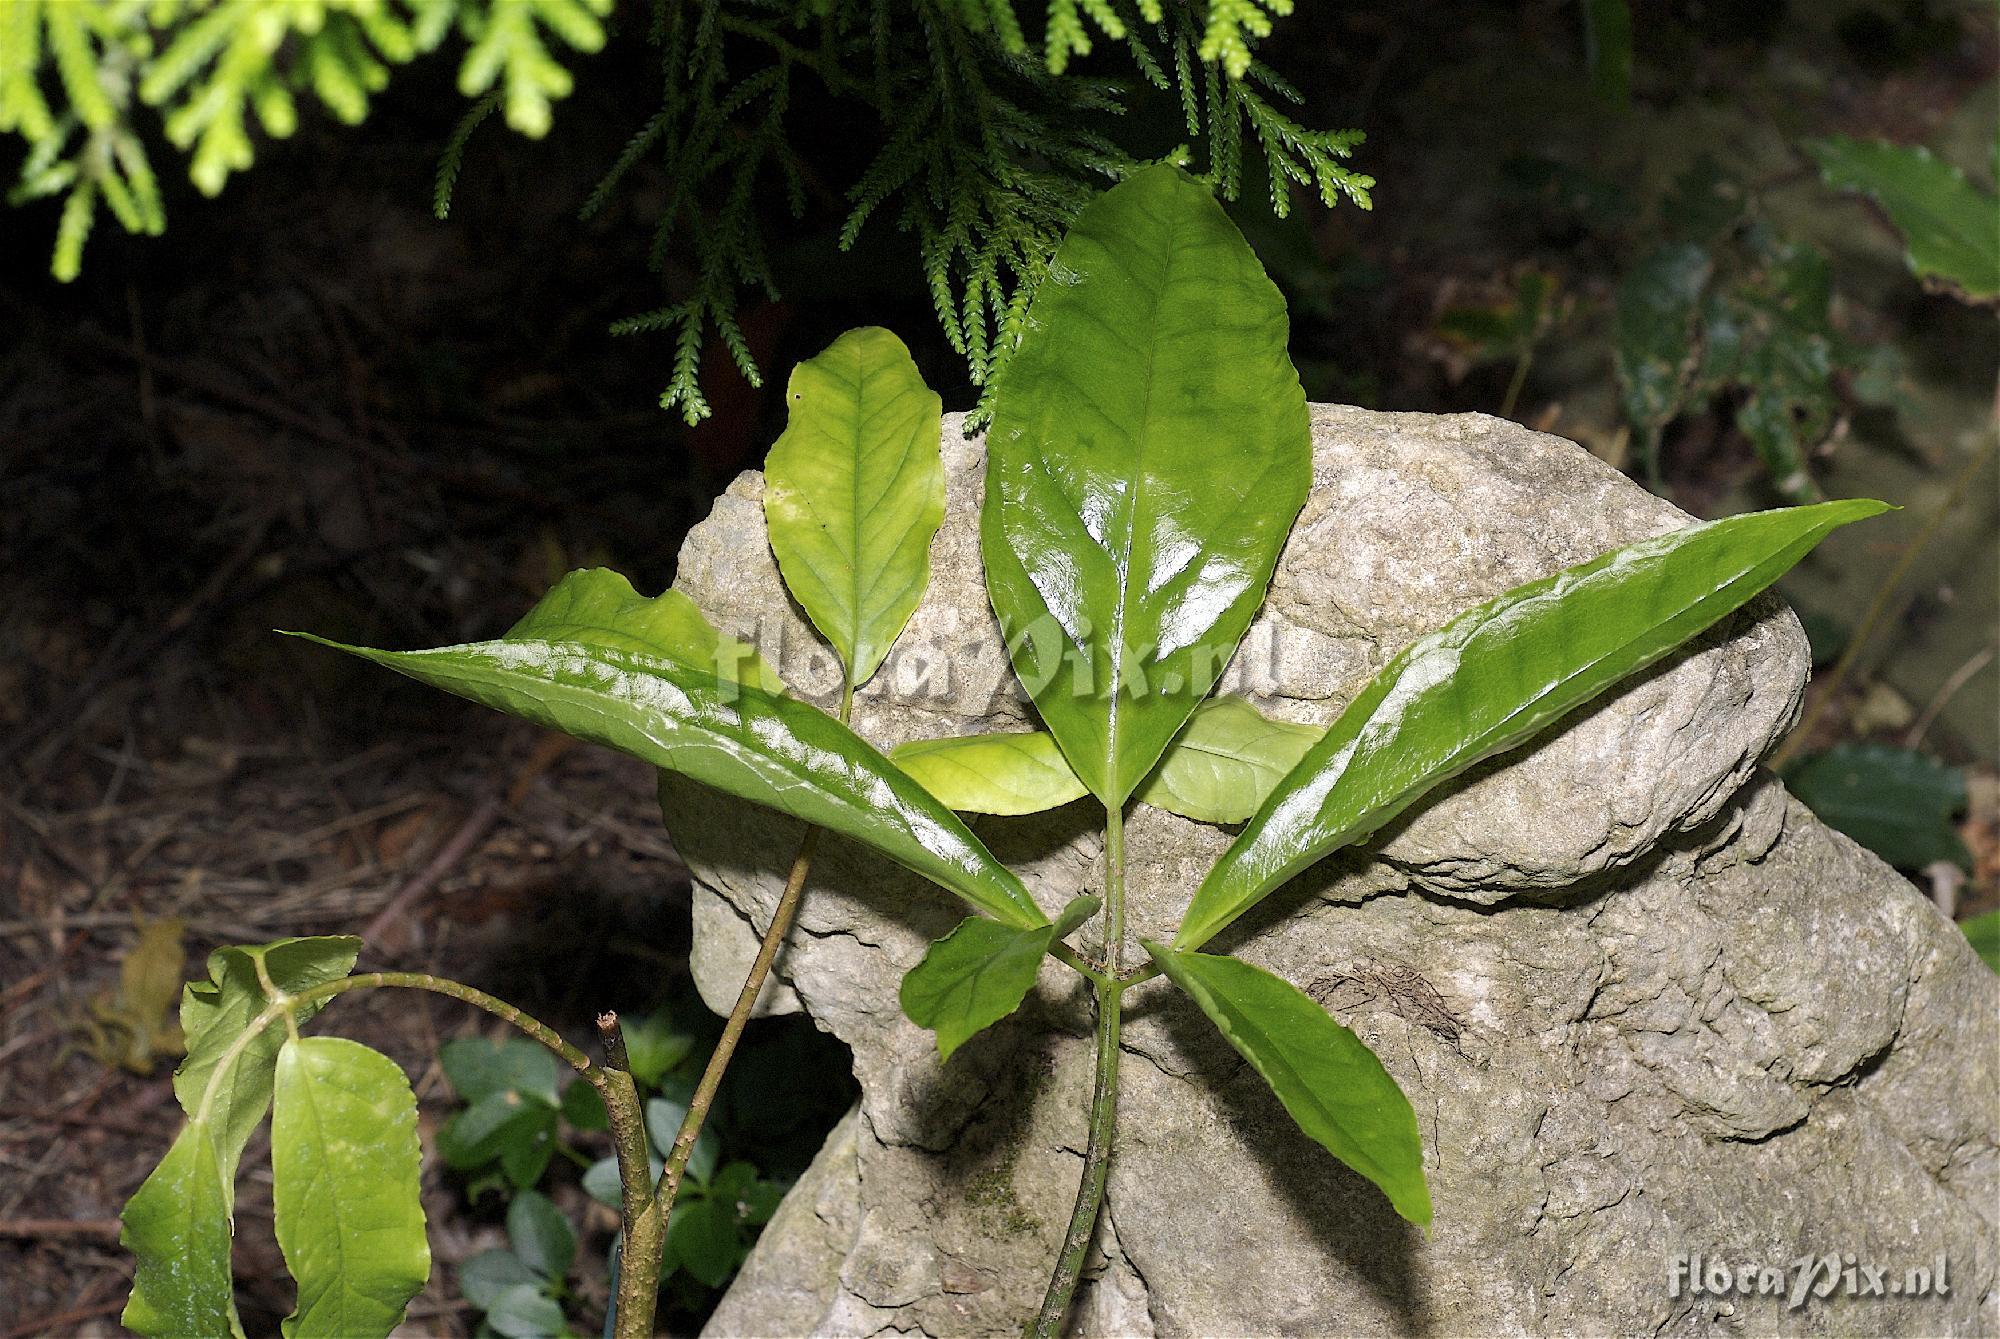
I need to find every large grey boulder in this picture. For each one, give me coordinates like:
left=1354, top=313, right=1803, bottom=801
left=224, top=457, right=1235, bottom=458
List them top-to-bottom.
left=667, top=405, right=1999, bottom=1337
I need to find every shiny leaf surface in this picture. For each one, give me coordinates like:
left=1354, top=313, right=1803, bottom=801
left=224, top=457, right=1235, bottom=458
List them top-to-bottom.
left=983, top=163, right=1311, bottom=804
left=764, top=327, right=946, bottom=686
left=1180, top=499, right=1889, bottom=950
left=506, top=567, right=784, bottom=693
left=293, top=634, right=1045, bottom=929
left=1136, top=696, right=1321, bottom=824
left=890, top=730, right=1089, bottom=815
left=900, top=895, right=1099, bottom=1061
left=123, top=936, right=362, bottom=1337
left=1145, top=944, right=1430, bottom=1226
left=272, top=1037, right=429, bottom=1338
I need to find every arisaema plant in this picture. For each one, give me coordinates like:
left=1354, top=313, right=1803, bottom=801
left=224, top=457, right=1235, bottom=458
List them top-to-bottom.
left=121, top=163, right=1884, bottom=1338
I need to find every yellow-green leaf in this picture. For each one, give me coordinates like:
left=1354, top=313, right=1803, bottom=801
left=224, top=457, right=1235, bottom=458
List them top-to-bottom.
left=764, top=327, right=945, bottom=687
left=1136, top=696, right=1321, bottom=824
left=890, top=730, right=1089, bottom=815
left=123, top=936, right=362, bottom=1337
left=272, top=1037, right=430, bottom=1338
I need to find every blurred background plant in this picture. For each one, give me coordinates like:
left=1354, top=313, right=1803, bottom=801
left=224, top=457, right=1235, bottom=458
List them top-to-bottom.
left=1, top=1, right=1993, bottom=1334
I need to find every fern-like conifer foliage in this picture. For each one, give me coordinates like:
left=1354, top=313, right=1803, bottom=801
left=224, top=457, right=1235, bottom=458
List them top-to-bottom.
left=3, top=0, right=1371, bottom=422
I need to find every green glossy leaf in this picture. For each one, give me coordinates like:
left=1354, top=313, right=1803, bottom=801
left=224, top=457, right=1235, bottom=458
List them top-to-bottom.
left=1808, top=137, right=2000, bottom=302
left=983, top=163, right=1311, bottom=804
left=764, top=326, right=946, bottom=686
left=1181, top=499, right=1890, bottom=950
left=506, top=567, right=784, bottom=693
left=292, top=633, right=1046, bottom=929
left=1136, top=696, right=1322, bottom=824
left=890, top=730, right=1089, bottom=815
left=1787, top=743, right=1972, bottom=871
left=900, top=895, right=1099, bottom=1061
left=1960, top=910, right=2000, bottom=975
left=123, top=936, right=361, bottom=1337
left=1145, top=944, right=1429, bottom=1225
left=442, top=1034, right=561, bottom=1106
left=272, top=1037, right=429, bottom=1339
left=506, top=1189, right=575, bottom=1282
left=667, top=1196, right=743, bottom=1288
left=459, top=1249, right=542, bottom=1310
left=485, top=1283, right=567, bottom=1338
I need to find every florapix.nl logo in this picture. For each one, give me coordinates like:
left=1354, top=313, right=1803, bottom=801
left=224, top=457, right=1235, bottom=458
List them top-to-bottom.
left=1670, top=1252, right=1951, bottom=1311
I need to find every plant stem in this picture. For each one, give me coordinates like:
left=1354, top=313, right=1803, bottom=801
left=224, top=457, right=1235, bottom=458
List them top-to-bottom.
left=636, top=684, right=853, bottom=1307
left=1027, top=801, right=1126, bottom=1338
left=653, top=826, right=821, bottom=1211
left=292, top=971, right=595, bottom=1072
left=596, top=1014, right=666, bottom=1339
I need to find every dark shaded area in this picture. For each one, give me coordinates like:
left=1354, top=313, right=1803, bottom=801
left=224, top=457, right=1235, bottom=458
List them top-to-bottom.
left=1, top=3, right=1993, bottom=1335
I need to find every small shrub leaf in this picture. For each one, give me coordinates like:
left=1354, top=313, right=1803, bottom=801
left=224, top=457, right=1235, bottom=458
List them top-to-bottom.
left=983, top=163, right=1312, bottom=805
left=764, top=326, right=946, bottom=687
left=1180, top=499, right=1889, bottom=950
left=901, top=895, right=1099, bottom=1060
left=123, top=936, right=361, bottom=1337
left=1145, top=943, right=1430, bottom=1226
left=271, top=1037, right=429, bottom=1338
left=505, top=1189, right=576, bottom=1282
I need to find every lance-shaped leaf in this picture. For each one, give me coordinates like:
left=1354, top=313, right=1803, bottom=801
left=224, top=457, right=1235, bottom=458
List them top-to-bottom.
left=982, top=163, right=1311, bottom=805
left=764, top=327, right=946, bottom=687
left=1178, top=499, right=1890, bottom=950
left=506, top=567, right=784, bottom=693
left=292, top=634, right=1046, bottom=929
left=1137, top=696, right=1322, bottom=824
left=895, top=697, right=1320, bottom=823
left=891, top=730, right=1089, bottom=816
left=902, top=896, right=1100, bottom=1061
left=123, top=937, right=362, bottom=1337
left=1145, top=943, right=1430, bottom=1226
left=272, top=1037, right=430, bottom=1339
